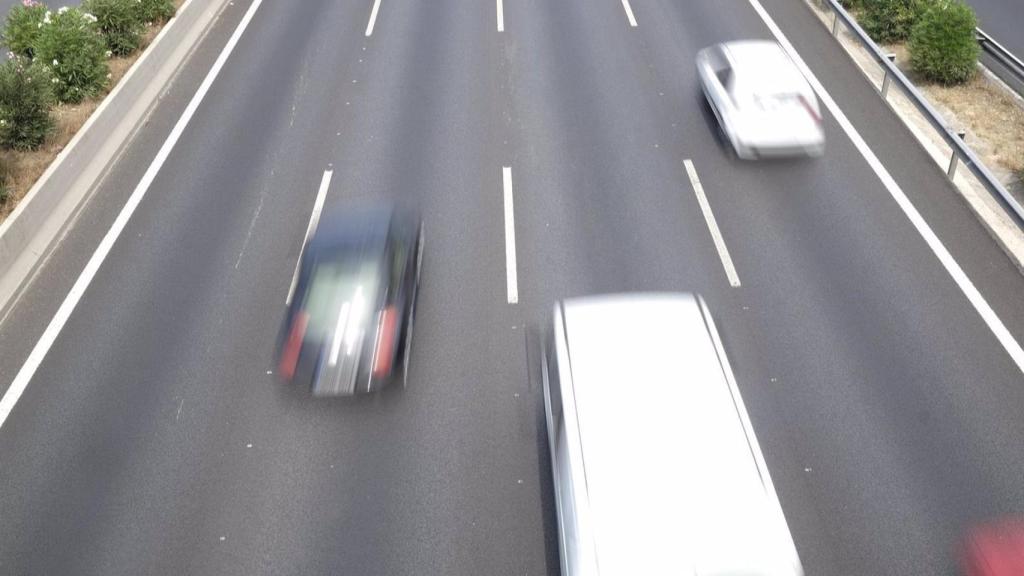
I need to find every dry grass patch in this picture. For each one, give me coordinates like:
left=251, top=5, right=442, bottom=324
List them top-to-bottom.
left=0, top=3, right=179, bottom=223
left=884, top=42, right=1024, bottom=189
left=927, top=77, right=1024, bottom=175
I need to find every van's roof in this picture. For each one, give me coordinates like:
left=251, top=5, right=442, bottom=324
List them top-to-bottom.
left=559, top=293, right=802, bottom=576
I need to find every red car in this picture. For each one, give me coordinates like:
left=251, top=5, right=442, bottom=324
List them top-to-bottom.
left=963, top=519, right=1024, bottom=576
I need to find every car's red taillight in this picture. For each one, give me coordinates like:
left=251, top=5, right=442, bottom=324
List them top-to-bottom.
left=799, top=94, right=822, bottom=124
left=372, top=306, right=398, bottom=378
left=279, top=311, right=309, bottom=380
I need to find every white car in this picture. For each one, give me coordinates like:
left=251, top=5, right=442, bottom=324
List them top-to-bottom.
left=697, top=40, right=825, bottom=159
left=541, top=293, right=804, bottom=576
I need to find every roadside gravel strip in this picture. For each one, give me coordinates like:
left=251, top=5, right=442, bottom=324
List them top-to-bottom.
left=0, top=0, right=234, bottom=322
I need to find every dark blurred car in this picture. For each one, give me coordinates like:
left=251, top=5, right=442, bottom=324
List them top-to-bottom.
left=277, top=202, right=423, bottom=396
left=962, top=519, right=1024, bottom=576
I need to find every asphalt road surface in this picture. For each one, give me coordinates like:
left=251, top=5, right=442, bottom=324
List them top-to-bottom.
left=2, top=0, right=1024, bottom=574
left=969, top=0, right=1024, bottom=59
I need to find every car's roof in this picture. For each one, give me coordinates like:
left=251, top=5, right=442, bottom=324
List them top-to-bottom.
left=722, top=40, right=807, bottom=95
left=722, top=40, right=791, bottom=71
left=308, top=203, right=394, bottom=253
left=559, top=293, right=802, bottom=576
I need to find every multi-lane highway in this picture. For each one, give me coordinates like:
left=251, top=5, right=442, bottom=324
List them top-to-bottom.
left=2, top=0, right=1024, bottom=574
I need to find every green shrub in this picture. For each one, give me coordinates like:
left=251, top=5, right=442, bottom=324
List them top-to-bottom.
left=2, top=0, right=48, bottom=58
left=83, top=0, right=144, bottom=56
left=136, top=0, right=175, bottom=24
left=839, top=0, right=865, bottom=10
left=860, top=0, right=935, bottom=42
left=909, top=0, right=979, bottom=84
left=33, top=7, right=108, bottom=103
left=0, top=57, right=55, bottom=150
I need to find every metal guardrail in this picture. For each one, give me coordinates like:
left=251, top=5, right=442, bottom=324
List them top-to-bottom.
left=818, top=0, right=1024, bottom=230
left=976, top=27, right=1024, bottom=91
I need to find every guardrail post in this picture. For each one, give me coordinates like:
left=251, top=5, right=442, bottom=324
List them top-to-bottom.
left=831, top=9, right=840, bottom=36
left=880, top=53, right=897, bottom=99
left=947, top=131, right=966, bottom=179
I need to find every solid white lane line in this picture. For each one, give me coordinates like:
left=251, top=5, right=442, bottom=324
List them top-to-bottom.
left=0, top=0, right=266, bottom=431
left=365, top=0, right=381, bottom=36
left=497, top=0, right=504, bottom=32
left=621, top=0, right=637, bottom=27
left=745, top=0, right=1024, bottom=375
left=685, top=159, right=741, bottom=288
left=502, top=167, right=519, bottom=304
left=285, top=170, right=332, bottom=305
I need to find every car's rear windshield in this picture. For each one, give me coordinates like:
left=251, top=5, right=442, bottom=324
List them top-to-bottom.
left=752, top=91, right=804, bottom=108
left=301, top=256, right=382, bottom=345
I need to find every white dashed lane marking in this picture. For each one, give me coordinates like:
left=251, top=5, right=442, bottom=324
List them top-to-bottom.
left=684, top=159, right=741, bottom=288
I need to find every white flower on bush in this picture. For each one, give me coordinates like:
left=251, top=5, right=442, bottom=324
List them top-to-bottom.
left=58, top=6, right=68, bottom=14
left=42, top=10, right=50, bottom=24
left=83, top=13, right=97, bottom=23
left=105, top=50, right=112, bottom=58
left=52, top=59, right=58, bottom=66
left=106, top=72, right=112, bottom=79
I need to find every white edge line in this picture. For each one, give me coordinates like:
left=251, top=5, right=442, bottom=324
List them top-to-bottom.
left=0, top=0, right=266, bottom=430
left=0, top=0, right=202, bottom=242
left=365, top=0, right=382, bottom=37
left=497, top=0, right=504, bottom=32
left=620, top=0, right=638, bottom=27
left=744, top=0, right=1024, bottom=374
left=685, top=159, right=741, bottom=287
left=502, top=167, right=519, bottom=304
left=285, top=170, right=332, bottom=305
left=698, top=296, right=804, bottom=573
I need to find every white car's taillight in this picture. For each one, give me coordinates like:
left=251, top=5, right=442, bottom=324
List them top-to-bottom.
left=799, top=94, right=821, bottom=124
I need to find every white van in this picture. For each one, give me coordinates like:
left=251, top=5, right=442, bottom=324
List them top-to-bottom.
left=542, top=293, right=804, bottom=576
